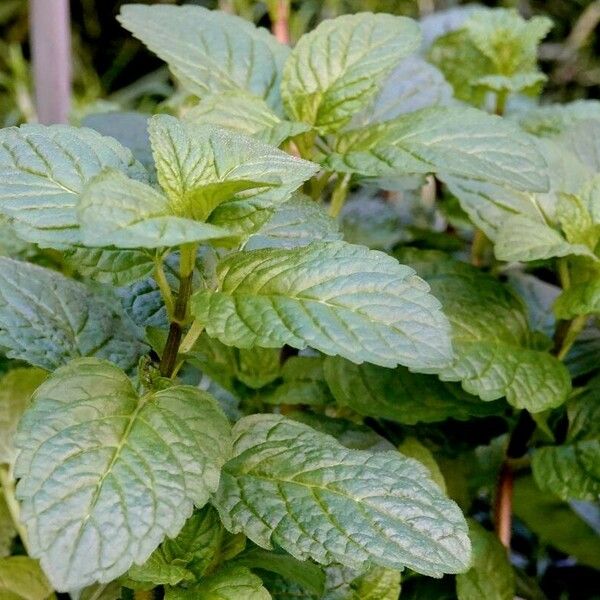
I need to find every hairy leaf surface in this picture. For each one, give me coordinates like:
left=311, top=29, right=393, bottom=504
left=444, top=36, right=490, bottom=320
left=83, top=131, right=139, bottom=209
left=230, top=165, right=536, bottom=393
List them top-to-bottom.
left=282, top=13, right=420, bottom=132
left=192, top=241, right=453, bottom=370
left=0, top=257, right=146, bottom=371
left=14, top=358, right=232, bottom=590
left=214, top=414, right=471, bottom=577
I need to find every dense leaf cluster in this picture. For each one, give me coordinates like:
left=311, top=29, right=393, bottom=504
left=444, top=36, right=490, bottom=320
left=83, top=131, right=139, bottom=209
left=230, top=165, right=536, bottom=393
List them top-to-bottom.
left=0, top=4, right=598, bottom=600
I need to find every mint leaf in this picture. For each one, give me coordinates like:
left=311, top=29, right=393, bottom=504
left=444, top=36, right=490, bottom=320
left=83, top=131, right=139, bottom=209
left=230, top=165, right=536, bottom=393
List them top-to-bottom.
left=118, top=4, right=288, bottom=111
left=281, top=13, right=420, bottom=133
left=352, top=55, right=453, bottom=126
left=518, top=100, right=600, bottom=136
left=325, top=107, right=548, bottom=192
left=149, top=116, right=318, bottom=222
left=0, top=124, right=144, bottom=247
left=79, top=170, right=231, bottom=249
left=244, top=195, right=341, bottom=250
left=191, top=241, right=453, bottom=371
left=64, top=247, right=157, bottom=286
left=400, top=249, right=571, bottom=411
left=0, top=257, right=146, bottom=371
left=554, top=278, right=600, bottom=319
left=324, top=356, right=501, bottom=425
left=14, top=358, right=232, bottom=591
left=0, top=367, right=47, bottom=465
left=214, top=414, right=471, bottom=577
left=398, top=438, right=446, bottom=492
left=532, top=441, right=600, bottom=502
left=513, top=476, right=600, bottom=569
left=456, top=520, right=515, bottom=600
left=0, top=556, right=52, bottom=600
left=166, top=565, right=271, bottom=600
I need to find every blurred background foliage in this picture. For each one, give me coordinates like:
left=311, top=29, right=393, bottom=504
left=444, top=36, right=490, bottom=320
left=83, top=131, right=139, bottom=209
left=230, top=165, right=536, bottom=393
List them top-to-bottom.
left=0, top=0, right=598, bottom=126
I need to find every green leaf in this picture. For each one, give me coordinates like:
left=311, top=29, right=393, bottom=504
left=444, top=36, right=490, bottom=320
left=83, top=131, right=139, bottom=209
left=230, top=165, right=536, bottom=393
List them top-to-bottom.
left=118, top=4, right=288, bottom=111
left=281, top=13, right=421, bottom=133
left=352, top=55, right=453, bottom=127
left=184, top=91, right=310, bottom=147
left=517, top=100, right=600, bottom=136
left=325, top=107, right=548, bottom=192
left=149, top=116, right=318, bottom=222
left=0, top=123, right=145, bottom=247
left=78, top=170, right=231, bottom=249
left=244, top=195, right=341, bottom=251
left=494, top=215, right=596, bottom=262
left=191, top=241, right=453, bottom=371
left=64, top=247, right=157, bottom=286
left=400, top=249, right=571, bottom=411
left=0, top=257, right=147, bottom=371
left=554, top=278, right=600, bottom=319
left=236, top=348, right=281, bottom=390
left=262, top=356, right=334, bottom=407
left=324, top=356, right=501, bottom=425
left=14, top=358, right=232, bottom=591
left=0, top=368, right=47, bottom=465
left=567, top=379, right=600, bottom=441
left=214, top=414, right=471, bottom=577
left=398, top=438, right=446, bottom=492
left=532, top=441, right=600, bottom=502
left=513, top=476, right=600, bottom=569
left=456, top=520, right=515, bottom=600
left=232, top=548, right=325, bottom=596
left=127, top=553, right=194, bottom=587
left=0, top=556, right=53, bottom=600
left=166, top=565, right=271, bottom=600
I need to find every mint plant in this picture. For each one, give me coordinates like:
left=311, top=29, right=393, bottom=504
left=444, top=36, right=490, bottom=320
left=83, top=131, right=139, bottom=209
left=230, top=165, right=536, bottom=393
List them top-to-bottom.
left=0, top=4, right=599, bottom=599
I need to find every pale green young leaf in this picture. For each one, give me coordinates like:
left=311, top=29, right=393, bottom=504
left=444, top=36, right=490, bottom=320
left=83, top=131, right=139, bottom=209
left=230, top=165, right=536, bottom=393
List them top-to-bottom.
left=118, top=4, right=288, bottom=111
left=281, top=13, right=421, bottom=133
left=352, top=55, right=453, bottom=127
left=184, top=91, right=310, bottom=147
left=325, top=107, right=548, bottom=192
left=149, top=116, right=318, bottom=221
left=556, top=119, right=600, bottom=172
left=0, top=124, right=145, bottom=247
left=79, top=170, right=231, bottom=248
left=556, top=192, right=598, bottom=248
left=243, top=195, right=341, bottom=250
left=494, top=215, right=596, bottom=262
left=191, top=241, right=453, bottom=371
left=400, top=249, right=571, bottom=411
left=0, top=257, right=146, bottom=371
left=554, top=278, right=600, bottom=319
left=323, top=356, right=501, bottom=425
left=14, top=358, right=232, bottom=591
left=0, top=368, right=47, bottom=465
left=214, top=414, right=471, bottom=577
left=398, top=438, right=446, bottom=492
left=532, top=441, right=600, bottom=502
left=513, top=476, right=600, bottom=569
left=0, top=494, right=16, bottom=557
left=456, top=520, right=515, bottom=600
left=127, top=552, right=194, bottom=587
left=0, top=556, right=53, bottom=600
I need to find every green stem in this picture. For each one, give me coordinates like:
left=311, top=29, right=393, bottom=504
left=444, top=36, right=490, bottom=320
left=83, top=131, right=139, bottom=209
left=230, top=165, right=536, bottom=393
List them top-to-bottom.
left=495, top=89, right=508, bottom=116
left=329, top=173, right=351, bottom=217
left=471, top=229, right=487, bottom=267
left=159, top=244, right=197, bottom=378
left=154, top=258, right=174, bottom=320
left=554, top=314, right=587, bottom=361
left=179, top=320, right=204, bottom=355
left=0, top=464, right=30, bottom=554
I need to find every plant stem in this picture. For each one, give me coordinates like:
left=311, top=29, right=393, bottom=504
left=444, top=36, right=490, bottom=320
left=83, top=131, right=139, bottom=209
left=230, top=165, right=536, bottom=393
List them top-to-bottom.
left=271, top=0, right=290, bottom=45
left=495, top=90, right=508, bottom=116
left=329, top=173, right=351, bottom=217
left=470, top=228, right=487, bottom=267
left=159, top=244, right=197, bottom=378
left=154, top=258, right=174, bottom=319
left=554, top=314, right=587, bottom=361
left=179, top=320, right=204, bottom=355
left=0, top=464, right=30, bottom=554
left=133, top=590, right=154, bottom=600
